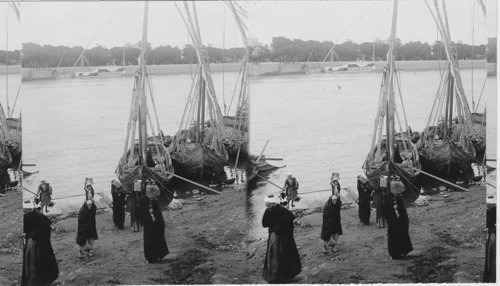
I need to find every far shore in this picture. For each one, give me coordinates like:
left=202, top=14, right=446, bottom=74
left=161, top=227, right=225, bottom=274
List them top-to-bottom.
left=19, top=60, right=490, bottom=78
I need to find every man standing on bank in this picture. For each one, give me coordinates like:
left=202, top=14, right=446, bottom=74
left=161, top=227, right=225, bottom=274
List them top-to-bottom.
left=283, top=173, right=299, bottom=208
left=357, top=175, right=372, bottom=225
left=36, top=179, right=53, bottom=213
left=111, top=179, right=126, bottom=230
left=139, top=179, right=169, bottom=263
left=262, top=195, right=302, bottom=283
left=76, top=199, right=98, bottom=258
left=22, top=204, right=59, bottom=286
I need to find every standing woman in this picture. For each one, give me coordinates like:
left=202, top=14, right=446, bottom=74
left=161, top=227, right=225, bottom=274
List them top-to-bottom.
left=357, top=175, right=372, bottom=225
left=36, top=179, right=53, bottom=213
left=111, top=179, right=126, bottom=230
left=139, top=179, right=169, bottom=263
left=385, top=185, right=413, bottom=259
left=320, top=194, right=343, bottom=253
left=262, top=195, right=301, bottom=283
left=76, top=200, right=98, bottom=258
left=22, top=205, right=59, bottom=286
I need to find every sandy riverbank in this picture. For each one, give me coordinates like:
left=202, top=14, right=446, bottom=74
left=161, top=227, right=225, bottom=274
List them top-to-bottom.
left=46, top=182, right=249, bottom=285
left=247, top=183, right=487, bottom=283
left=0, top=188, right=23, bottom=286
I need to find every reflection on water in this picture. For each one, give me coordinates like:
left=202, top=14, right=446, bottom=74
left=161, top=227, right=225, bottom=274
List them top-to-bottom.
left=248, top=69, right=488, bottom=240
left=22, top=72, right=242, bottom=214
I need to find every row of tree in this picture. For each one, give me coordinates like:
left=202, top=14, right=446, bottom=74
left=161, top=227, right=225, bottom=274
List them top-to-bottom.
left=20, top=37, right=496, bottom=68
left=0, top=50, right=21, bottom=65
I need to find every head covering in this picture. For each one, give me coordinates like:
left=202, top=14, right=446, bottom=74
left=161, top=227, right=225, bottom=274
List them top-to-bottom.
left=287, top=172, right=292, bottom=178
left=332, top=172, right=340, bottom=181
left=357, top=175, right=368, bottom=185
left=390, top=175, right=405, bottom=195
left=85, top=177, right=94, bottom=186
left=40, top=179, right=46, bottom=183
left=145, top=181, right=160, bottom=199
left=264, top=195, right=280, bottom=204
left=86, top=199, right=93, bottom=206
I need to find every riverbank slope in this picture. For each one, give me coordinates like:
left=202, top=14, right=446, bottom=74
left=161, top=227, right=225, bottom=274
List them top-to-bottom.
left=47, top=183, right=249, bottom=285
left=247, top=183, right=486, bottom=283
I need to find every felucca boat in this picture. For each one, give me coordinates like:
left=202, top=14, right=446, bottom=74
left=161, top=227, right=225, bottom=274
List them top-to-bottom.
left=363, top=0, right=421, bottom=202
left=418, top=0, right=480, bottom=180
left=116, top=2, right=175, bottom=206
left=169, top=2, right=229, bottom=182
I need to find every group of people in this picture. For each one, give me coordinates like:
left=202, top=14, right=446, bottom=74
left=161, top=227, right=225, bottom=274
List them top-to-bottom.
left=260, top=171, right=413, bottom=283
left=22, top=177, right=170, bottom=285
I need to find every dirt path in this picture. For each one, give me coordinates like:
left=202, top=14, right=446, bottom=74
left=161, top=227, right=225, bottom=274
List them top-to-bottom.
left=247, top=183, right=486, bottom=283
left=49, top=184, right=249, bottom=285
left=0, top=188, right=23, bottom=286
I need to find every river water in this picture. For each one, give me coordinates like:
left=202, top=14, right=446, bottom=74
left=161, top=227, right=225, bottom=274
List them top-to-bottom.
left=248, top=68, right=489, bottom=240
left=22, top=71, right=242, bottom=214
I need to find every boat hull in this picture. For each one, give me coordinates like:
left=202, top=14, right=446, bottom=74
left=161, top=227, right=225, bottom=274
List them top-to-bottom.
left=419, top=140, right=477, bottom=180
left=171, top=143, right=228, bottom=182
left=365, top=160, right=421, bottom=203
left=117, top=164, right=174, bottom=208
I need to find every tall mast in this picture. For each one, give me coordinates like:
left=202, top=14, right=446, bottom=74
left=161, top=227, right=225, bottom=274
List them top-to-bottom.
left=386, top=0, right=398, bottom=161
left=138, top=1, right=149, bottom=164
left=5, top=4, right=9, bottom=118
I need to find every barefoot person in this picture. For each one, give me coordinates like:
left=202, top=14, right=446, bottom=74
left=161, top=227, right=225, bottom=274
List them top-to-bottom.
left=283, top=173, right=299, bottom=208
left=385, top=176, right=413, bottom=260
left=36, top=179, right=53, bottom=213
left=111, top=179, right=126, bottom=230
left=139, top=179, right=169, bottom=263
left=320, top=194, right=343, bottom=253
left=262, top=195, right=301, bottom=283
left=76, top=200, right=98, bottom=258
left=22, top=204, right=59, bottom=286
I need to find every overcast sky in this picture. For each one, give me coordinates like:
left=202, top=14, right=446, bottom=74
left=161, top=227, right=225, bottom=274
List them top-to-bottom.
left=0, top=0, right=495, bottom=51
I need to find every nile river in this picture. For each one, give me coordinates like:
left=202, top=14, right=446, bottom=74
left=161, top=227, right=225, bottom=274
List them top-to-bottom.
left=248, top=68, right=490, bottom=240
left=22, top=71, right=242, bottom=214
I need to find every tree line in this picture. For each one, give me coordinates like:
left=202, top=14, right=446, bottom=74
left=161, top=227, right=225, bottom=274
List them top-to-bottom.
left=21, top=36, right=495, bottom=68
left=0, top=50, right=21, bottom=66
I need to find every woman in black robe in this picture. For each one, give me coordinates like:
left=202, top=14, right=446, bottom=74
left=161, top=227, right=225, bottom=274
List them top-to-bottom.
left=357, top=176, right=372, bottom=225
left=111, top=180, right=126, bottom=230
left=321, top=194, right=342, bottom=252
left=385, top=194, right=413, bottom=259
left=139, top=196, right=169, bottom=263
left=262, top=196, right=302, bottom=283
left=76, top=200, right=98, bottom=257
left=22, top=207, right=59, bottom=286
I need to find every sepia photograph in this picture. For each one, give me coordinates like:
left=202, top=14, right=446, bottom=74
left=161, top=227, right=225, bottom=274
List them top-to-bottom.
left=0, top=0, right=495, bottom=285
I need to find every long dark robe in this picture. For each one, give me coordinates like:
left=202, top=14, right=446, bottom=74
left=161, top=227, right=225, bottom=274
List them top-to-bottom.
left=357, top=181, right=371, bottom=225
left=111, top=184, right=126, bottom=229
left=374, top=188, right=388, bottom=227
left=129, top=192, right=142, bottom=232
left=385, top=194, right=413, bottom=259
left=320, top=196, right=343, bottom=241
left=139, top=197, right=169, bottom=263
left=76, top=202, right=98, bottom=246
left=262, top=204, right=301, bottom=283
left=483, top=206, right=496, bottom=282
left=22, top=210, right=59, bottom=286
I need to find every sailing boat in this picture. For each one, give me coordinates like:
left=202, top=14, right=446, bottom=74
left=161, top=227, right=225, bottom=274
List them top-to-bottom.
left=363, top=0, right=421, bottom=202
left=418, top=0, right=479, bottom=180
left=223, top=1, right=250, bottom=162
left=4, top=2, right=21, bottom=168
left=116, top=2, right=175, bottom=206
left=169, top=2, right=229, bottom=182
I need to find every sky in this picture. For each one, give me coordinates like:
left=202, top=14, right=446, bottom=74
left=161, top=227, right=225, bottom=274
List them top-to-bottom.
left=0, top=0, right=494, bottom=51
